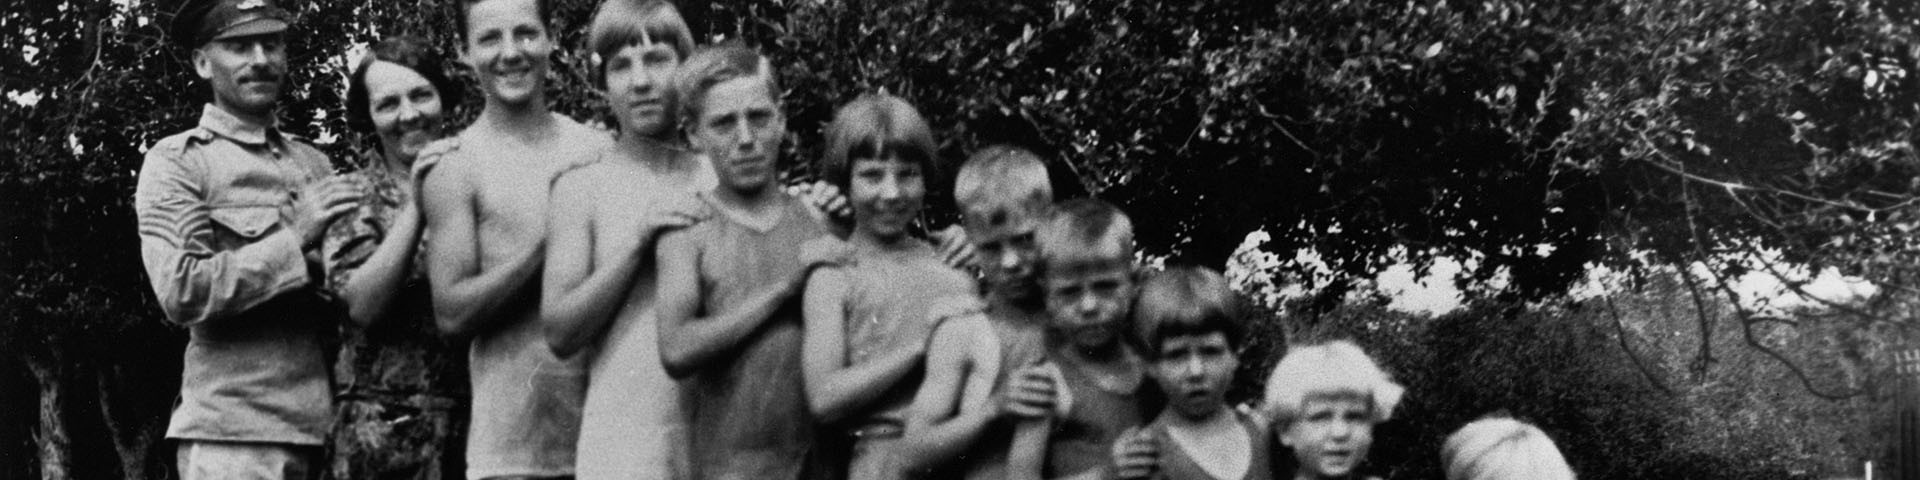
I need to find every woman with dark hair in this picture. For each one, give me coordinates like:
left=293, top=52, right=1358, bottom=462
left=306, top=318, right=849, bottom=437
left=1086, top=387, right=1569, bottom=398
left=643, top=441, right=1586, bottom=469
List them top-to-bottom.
left=322, top=35, right=468, bottom=479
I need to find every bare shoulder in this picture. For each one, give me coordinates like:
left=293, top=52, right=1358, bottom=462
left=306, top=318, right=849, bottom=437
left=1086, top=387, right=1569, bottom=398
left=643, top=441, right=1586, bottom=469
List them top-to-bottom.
left=556, top=115, right=615, bottom=167
left=420, top=143, right=474, bottom=196
left=552, top=161, right=614, bottom=197
left=656, top=219, right=711, bottom=256
left=927, top=261, right=977, bottom=293
left=931, top=311, right=995, bottom=360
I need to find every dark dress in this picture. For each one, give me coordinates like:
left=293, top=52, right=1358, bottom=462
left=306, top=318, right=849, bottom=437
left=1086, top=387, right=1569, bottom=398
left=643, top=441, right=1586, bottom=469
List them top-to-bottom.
left=321, top=158, right=468, bottom=480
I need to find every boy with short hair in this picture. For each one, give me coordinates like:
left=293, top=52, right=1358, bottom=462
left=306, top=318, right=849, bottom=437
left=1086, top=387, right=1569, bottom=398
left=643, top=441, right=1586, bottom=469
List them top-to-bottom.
left=419, top=0, right=608, bottom=477
left=540, top=1, right=706, bottom=478
left=652, top=42, right=832, bottom=480
left=897, top=145, right=1060, bottom=480
left=1009, top=198, right=1157, bottom=480
left=1110, top=266, right=1273, bottom=480
left=1262, top=340, right=1405, bottom=480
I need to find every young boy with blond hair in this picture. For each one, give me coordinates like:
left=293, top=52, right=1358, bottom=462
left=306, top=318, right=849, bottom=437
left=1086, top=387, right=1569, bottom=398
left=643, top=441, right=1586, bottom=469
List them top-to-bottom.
left=897, top=145, right=1062, bottom=479
left=1008, top=198, right=1158, bottom=480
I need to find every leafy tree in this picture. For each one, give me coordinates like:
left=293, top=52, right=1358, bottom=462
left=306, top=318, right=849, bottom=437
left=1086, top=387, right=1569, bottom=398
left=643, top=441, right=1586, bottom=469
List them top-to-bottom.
left=3, top=0, right=1915, bottom=478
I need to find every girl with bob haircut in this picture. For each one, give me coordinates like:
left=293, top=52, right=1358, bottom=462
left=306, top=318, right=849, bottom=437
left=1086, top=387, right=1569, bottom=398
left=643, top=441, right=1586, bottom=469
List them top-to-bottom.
left=801, top=92, right=975, bottom=480
left=817, top=92, right=941, bottom=200
left=1109, top=266, right=1275, bottom=480
left=1262, top=340, right=1405, bottom=480
left=1441, top=417, right=1576, bottom=480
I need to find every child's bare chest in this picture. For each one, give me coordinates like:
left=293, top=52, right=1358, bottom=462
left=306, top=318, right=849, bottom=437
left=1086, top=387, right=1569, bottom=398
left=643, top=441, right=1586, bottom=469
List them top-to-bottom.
left=470, top=159, right=566, bottom=257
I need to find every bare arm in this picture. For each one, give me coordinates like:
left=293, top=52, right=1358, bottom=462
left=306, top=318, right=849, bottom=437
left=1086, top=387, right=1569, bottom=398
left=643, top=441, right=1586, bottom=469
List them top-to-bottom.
left=422, top=160, right=544, bottom=339
left=541, top=173, right=637, bottom=357
left=332, top=203, right=424, bottom=326
left=653, top=230, right=803, bottom=378
left=801, top=267, right=929, bottom=424
left=897, top=316, right=1004, bottom=473
left=1009, top=416, right=1053, bottom=480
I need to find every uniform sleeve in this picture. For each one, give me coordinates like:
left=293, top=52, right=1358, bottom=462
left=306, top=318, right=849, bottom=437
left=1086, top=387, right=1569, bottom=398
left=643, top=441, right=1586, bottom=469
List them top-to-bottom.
left=134, top=142, right=311, bottom=326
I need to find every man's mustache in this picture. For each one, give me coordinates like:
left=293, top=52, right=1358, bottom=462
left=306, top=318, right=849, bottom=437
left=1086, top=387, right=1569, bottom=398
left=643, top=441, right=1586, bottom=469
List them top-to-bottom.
left=239, top=68, right=282, bottom=83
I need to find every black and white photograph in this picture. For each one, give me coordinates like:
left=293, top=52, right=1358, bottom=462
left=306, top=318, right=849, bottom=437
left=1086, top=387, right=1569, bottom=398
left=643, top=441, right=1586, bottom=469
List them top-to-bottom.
left=1, top=0, right=1916, bottom=479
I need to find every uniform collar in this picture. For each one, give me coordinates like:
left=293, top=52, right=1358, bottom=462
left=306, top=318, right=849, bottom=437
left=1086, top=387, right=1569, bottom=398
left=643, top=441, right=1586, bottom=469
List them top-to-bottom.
left=197, top=104, right=278, bottom=147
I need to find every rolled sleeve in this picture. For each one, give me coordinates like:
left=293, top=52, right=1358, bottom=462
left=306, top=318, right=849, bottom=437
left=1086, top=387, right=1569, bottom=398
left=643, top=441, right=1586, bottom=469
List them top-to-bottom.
left=135, top=147, right=311, bottom=327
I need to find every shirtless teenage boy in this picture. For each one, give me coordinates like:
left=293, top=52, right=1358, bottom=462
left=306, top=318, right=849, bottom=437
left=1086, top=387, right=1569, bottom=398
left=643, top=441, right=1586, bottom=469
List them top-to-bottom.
left=419, top=0, right=608, bottom=477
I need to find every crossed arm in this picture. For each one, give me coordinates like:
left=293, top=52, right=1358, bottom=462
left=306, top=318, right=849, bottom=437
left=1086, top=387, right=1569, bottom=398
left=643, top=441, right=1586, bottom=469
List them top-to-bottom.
left=135, top=152, right=314, bottom=326
left=541, top=174, right=643, bottom=357
left=653, top=230, right=805, bottom=378
left=801, top=267, right=932, bottom=424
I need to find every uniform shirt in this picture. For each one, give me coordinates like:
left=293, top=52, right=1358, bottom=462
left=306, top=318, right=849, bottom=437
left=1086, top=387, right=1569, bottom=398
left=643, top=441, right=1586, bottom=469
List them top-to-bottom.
left=134, top=104, right=336, bottom=445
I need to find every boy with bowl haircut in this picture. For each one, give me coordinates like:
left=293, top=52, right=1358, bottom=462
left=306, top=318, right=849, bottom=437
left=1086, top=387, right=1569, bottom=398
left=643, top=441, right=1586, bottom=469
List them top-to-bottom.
left=540, top=1, right=707, bottom=478
left=652, top=41, right=832, bottom=480
left=897, top=145, right=1060, bottom=480
left=1008, top=198, right=1158, bottom=480
left=1111, top=266, right=1273, bottom=480
left=1262, top=340, right=1405, bottom=480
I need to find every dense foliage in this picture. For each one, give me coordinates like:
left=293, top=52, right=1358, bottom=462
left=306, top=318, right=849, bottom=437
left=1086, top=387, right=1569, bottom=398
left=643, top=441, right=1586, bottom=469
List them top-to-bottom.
left=2, top=0, right=1915, bottom=478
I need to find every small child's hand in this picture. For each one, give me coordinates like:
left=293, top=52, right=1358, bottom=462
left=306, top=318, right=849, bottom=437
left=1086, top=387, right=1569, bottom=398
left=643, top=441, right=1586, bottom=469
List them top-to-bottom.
left=789, top=180, right=851, bottom=223
left=643, top=194, right=710, bottom=235
left=931, top=224, right=976, bottom=270
left=1002, top=363, right=1060, bottom=419
left=1109, top=427, right=1160, bottom=480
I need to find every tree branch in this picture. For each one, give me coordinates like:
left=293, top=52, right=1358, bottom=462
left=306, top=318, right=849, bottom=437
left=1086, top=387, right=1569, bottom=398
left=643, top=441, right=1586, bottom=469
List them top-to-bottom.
left=1603, top=293, right=1675, bottom=394
left=1737, top=316, right=1865, bottom=400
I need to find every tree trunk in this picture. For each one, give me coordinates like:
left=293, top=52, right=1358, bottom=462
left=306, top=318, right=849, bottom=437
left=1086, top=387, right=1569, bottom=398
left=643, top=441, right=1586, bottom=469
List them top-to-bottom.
left=23, top=348, right=70, bottom=480
left=97, top=364, right=159, bottom=480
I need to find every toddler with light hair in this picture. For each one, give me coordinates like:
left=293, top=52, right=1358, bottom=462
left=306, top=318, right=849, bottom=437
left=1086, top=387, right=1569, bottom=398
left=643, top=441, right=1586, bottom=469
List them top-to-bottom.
left=1262, top=340, right=1404, bottom=480
left=1441, top=417, right=1575, bottom=480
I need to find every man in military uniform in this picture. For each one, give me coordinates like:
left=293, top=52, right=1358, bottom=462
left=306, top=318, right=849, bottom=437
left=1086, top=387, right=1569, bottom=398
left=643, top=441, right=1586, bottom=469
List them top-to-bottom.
left=134, top=0, right=362, bottom=478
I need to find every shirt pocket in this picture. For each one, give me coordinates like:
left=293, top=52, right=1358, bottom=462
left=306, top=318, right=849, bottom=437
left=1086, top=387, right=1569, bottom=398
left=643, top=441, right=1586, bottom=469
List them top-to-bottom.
left=207, top=204, right=284, bottom=251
